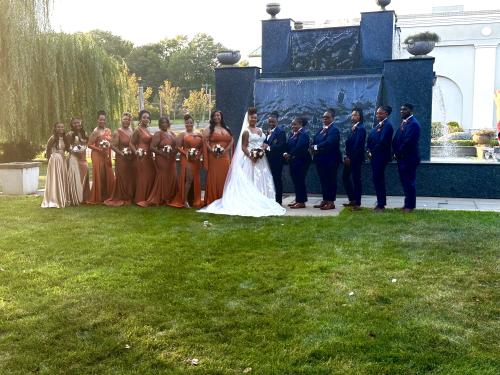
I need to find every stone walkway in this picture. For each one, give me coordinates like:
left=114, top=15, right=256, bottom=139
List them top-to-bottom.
left=282, top=194, right=500, bottom=216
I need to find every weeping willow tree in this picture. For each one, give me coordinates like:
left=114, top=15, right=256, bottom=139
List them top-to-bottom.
left=0, top=0, right=137, bottom=159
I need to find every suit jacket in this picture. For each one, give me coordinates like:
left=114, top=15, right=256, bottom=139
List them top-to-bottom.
left=392, top=115, right=421, bottom=164
left=367, top=119, right=393, bottom=165
left=345, top=123, right=366, bottom=164
left=312, top=124, right=341, bottom=165
left=264, top=125, right=287, bottom=167
left=286, top=128, right=311, bottom=165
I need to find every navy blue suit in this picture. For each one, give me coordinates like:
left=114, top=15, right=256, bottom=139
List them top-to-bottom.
left=392, top=115, right=421, bottom=209
left=367, top=119, right=393, bottom=208
left=342, top=123, right=366, bottom=206
left=312, top=124, right=342, bottom=202
left=264, top=125, right=287, bottom=204
left=286, top=129, right=311, bottom=203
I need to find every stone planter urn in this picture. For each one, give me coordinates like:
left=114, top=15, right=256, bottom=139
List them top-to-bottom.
left=376, top=0, right=391, bottom=10
left=266, top=3, right=281, bottom=19
left=294, top=21, right=304, bottom=30
left=406, top=41, right=436, bottom=57
left=216, top=50, right=241, bottom=66
left=0, top=161, right=40, bottom=194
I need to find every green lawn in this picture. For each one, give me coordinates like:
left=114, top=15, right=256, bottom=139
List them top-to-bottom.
left=0, top=197, right=498, bottom=374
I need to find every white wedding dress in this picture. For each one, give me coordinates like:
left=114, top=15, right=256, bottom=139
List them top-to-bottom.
left=199, top=115, right=286, bottom=217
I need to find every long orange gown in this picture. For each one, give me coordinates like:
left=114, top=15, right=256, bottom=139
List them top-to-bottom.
left=133, top=127, right=156, bottom=204
left=86, top=128, right=114, bottom=204
left=104, top=128, right=136, bottom=206
left=203, top=130, right=233, bottom=205
left=137, top=131, right=177, bottom=207
left=169, top=132, right=203, bottom=208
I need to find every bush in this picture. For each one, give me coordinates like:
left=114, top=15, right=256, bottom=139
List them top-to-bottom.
left=404, top=32, right=440, bottom=44
left=447, top=121, right=463, bottom=133
left=431, top=122, right=443, bottom=139
left=473, top=128, right=496, bottom=137
left=438, top=131, right=472, bottom=142
left=490, top=138, right=499, bottom=147
left=431, top=140, right=476, bottom=147
left=0, top=141, right=43, bottom=162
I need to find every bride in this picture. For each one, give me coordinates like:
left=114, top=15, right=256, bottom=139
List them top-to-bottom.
left=199, top=107, right=286, bottom=217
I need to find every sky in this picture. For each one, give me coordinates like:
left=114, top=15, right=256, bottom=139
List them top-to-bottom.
left=50, top=0, right=496, bottom=57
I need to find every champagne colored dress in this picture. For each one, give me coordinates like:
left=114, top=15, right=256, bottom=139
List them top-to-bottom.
left=133, top=127, right=156, bottom=204
left=87, top=128, right=115, bottom=204
left=104, top=128, right=136, bottom=206
left=203, top=130, right=232, bottom=205
left=66, top=131, right=90, bottom=205
left=138, top=131, right=177, bottom=207
left=169, top=132, right=203, bottom=208
left=41, top=137, right=68, bottom=208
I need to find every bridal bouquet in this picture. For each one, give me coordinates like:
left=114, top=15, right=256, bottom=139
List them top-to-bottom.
left=99, top=139, right=110, bottom=148
left=71, top=144, right=86, bottom=153
left=213, top=144, right=224, bottom=158
left=163, top=145, right=173, bottom=154
left=122, top=147, right=132, bottom=156
left=187, top=147, right=198, bottom=160
left=136, top=148, right=147, bottom=158
left=250, top=148, right=265, bottom=161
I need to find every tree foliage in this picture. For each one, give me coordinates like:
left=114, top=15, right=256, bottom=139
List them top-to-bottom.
left=0, top=1, right=134, bottom=146
left=85, top=29, right=134, bottom=59
left=159, top=81, right=182, bottom=120
left=183, top=89, right=213, bottom=125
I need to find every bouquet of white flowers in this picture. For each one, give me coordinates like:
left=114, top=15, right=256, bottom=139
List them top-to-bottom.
left=99, top=139, right=110, bottom=148
left=71, top=144, right=86, bottom=153
left=213, top=144, right=225, bottom=158
left=163, top=145, right=173, bottom=153
left=122, top=147, right=132, bottom=156
left=187, top=147, right=198, bottom=160
left=136, top=148, right=147, bottom=158
left=250, top=148, right=264, bottom=161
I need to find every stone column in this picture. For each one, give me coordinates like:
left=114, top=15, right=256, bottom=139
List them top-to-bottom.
left=471, top=44, right=497, bottom=129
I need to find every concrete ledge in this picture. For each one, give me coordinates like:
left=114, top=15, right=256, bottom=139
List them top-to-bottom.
left=0, top=162, right=41, bottom=195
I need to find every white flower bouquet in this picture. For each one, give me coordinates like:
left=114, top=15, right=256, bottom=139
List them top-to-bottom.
left=99, top=139, right=110, bottom=148
left=213, top=144, right=225, bottom=158
left=187, top=147, right=198, bottom=160
left=136, top=148, right=147, bottom=158
left=250, top=148, right=264, bottom=161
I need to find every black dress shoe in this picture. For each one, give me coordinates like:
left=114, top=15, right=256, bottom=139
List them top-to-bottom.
left=343, top=201, right=356, bottom=207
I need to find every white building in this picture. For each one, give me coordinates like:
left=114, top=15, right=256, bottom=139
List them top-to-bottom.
left=398, top=7, right=500, bottom=130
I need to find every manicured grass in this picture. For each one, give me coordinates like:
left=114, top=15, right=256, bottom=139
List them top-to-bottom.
left=0, top=197, right=498, bottom=374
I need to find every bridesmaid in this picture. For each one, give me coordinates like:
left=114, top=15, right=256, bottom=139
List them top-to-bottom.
left=130, top=109, right=156, bottom=205
left=86, top=110, right=114, bottom=204
left=203, top=110, right=233, bottom=205
left=104, top=112, right=136, bottom=206
left=169, top=114, right=203, bottom=208
left=66, top=117, right=90, bottom=205
left=138, top=117, right=178, bottom=206
left=284, top=117, right=311, bottom=209
left=41, top=122, right=68, bottom=208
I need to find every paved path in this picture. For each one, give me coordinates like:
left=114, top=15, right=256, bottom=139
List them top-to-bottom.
left=282, top=194, right=500, bottom=216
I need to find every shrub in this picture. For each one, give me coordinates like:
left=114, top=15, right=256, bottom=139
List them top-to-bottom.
left=404, top=32, right=440, bottom=44
left=447, top=121, right=463, bottom=133
left=431, top=122, right=443, bottom=139
left=472, top=129, right=496, bottom=137
left=438, top=131, right=472, bottom=141
left=0, top=141, right=42, bottom=162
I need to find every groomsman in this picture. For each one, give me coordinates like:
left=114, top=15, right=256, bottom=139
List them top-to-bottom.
left=392, top=103, right=421, bottom=212
left=367, top=106, right=394, bottom=212
left=311, top=108, right=341, bottom=210
left=342, top=108, right=366, bottom=210
left=263, top=111, right=287, bottom=204
left=284, top=117, right=311, bottom=209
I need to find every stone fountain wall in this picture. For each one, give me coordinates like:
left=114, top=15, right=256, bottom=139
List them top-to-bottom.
left=214, top=10, right=500, bottom=198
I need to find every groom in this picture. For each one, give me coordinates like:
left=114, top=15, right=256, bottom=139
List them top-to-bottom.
left=263, top=111, right=287, bottom=204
